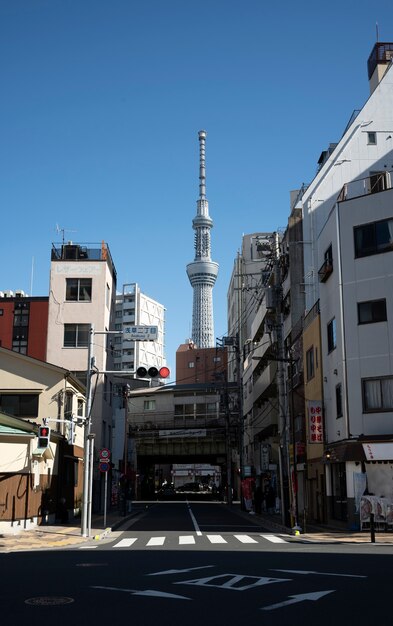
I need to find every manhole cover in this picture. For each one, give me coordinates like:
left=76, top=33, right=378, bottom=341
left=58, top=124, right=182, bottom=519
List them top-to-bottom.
left=25, top=596, right=74, bottom=606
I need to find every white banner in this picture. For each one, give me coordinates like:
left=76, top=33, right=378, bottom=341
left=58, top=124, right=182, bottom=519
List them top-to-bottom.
left=159, top=429, right=207, bottom=439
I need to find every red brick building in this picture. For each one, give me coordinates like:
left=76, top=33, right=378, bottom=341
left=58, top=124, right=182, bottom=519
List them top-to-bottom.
left=0, top=292, right=49, bottom=360
left=176, top=341, right=228, bottom=384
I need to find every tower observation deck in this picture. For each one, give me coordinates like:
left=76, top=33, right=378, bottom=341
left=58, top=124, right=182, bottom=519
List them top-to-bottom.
left=186, top=130, right=219, bottom=348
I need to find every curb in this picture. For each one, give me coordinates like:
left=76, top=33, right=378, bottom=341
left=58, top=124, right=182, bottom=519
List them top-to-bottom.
left=94, top=527, right=111, bottom=541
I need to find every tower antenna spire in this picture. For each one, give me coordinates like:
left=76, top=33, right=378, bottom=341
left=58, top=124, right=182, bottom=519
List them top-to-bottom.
left=186, top=130, right=219, bottom=348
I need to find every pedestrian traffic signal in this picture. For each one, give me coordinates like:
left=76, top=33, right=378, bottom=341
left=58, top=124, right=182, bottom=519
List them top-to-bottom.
left=136, top=366, right=170, bottom=379
left=38, top=425, right=50, bottom=448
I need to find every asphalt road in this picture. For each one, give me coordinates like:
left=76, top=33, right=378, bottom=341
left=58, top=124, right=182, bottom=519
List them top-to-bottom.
left=2, top=502, right=392, bottom=625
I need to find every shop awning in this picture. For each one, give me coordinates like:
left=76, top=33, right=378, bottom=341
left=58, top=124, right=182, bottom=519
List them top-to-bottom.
left=362, top=443, right=393, bottom=461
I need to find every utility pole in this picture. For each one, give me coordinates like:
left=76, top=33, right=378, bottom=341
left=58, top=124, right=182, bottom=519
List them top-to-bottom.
left=272, top=232, right=291, bottom=527
left=81, top=324, right=94, bottom=537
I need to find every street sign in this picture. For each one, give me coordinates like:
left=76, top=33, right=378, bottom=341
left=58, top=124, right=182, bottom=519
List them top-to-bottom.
left=123, top=325, right=158, bottom=341
left=99, top=448, right=111, bottom=460
left=99, top=461, right=110, bottom=473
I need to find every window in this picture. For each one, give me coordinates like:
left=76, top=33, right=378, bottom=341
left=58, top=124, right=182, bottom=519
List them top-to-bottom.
left=367, top=132, right=377, bottom=145
left=369, top=171, right=388, bottom=193
left=354, top=218, right=393, bottom=258
left=66, top=278, right=92, bottom=302
left=106, top=283, right=110, bottom=309
left=358, top=299, right=387, bottom=324
left=14, top=306, right=29, bottom=326
left=0, top=309, right=3, bottom=316
left=115, top=310, right=123, bottom=318
left=327, top=318, right=337, bottom=352
left=115, top=323, right=122, bottom=330
left=63, top=324, right=90, bottom=347
left=12, top=338, right=27, bottom=354
left=306, top=347, right=315, bottom=381
left=213, top=356, right=221, bottom=363
left=188, top=362, right=195, bottom=368
left=363, top=376, right=393, bottom=412
left=336, top=384, right=343, bottom=418
left=64, top=391, right=73, bottom=419
left=0, top=393, right=39, bottom=418
left=77, top=399, right=84, bottom=417
left=144, top=400, right=156, bottom=411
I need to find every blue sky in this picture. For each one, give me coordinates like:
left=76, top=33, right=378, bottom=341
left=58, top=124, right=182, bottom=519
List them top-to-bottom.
left=1, top=0, right=392, bottom=376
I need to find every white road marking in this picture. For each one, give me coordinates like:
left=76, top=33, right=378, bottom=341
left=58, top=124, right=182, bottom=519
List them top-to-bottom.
left=187, top=503, right=202, bottom=536
left=206, top=534, right=227, bottom=544
left=261, top=534, right=288, bottom=543
left=234, top=535, right=258, bottom=544
left=146, top=536, right=166, bottom=546
left=179, top=536, right=196, bottom=545
left=113, top=538, right=138, bottom=548
left=80, top=545, right=98, bottom=549
left=148, top=566, right=214, bottom=576
left=273, top=569, right=367, bottom=578
left=91, top=586, right=190, bottom=600
left=262, top=590, right=335, bottom=611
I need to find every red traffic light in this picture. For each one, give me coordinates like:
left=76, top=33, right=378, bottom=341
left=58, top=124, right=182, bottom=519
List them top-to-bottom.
left=136, top=366, right=170, bottom=379
left=159, top=366, right=170, bottom=379
left=38, top=425, right=51, bottom=448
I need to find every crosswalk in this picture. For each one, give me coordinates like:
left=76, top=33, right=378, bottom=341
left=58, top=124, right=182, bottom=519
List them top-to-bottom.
left=80, top=533, right=291, bottom=550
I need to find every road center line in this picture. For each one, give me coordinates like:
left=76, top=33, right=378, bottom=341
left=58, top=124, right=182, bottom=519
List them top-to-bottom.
left=187, top=502, right=202, bottom=536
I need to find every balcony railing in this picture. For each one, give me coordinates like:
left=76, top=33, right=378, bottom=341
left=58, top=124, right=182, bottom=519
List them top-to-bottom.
left=338, top=171, right=392, bottom=202
left=318, top=259, right=333, bottom=283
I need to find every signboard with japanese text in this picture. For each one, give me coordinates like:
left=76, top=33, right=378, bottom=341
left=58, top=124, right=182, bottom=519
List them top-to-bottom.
left=123, top=325, right=158, bottom=341
left=308, top=400, right=324, bottom=443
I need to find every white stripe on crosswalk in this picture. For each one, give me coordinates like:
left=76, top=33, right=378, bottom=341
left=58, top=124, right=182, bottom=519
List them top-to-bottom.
left=206, top=534, right=227, bottom=544
left=234, top=534, right=258, bottom=543
left=260, top=534, right=288, bottom=543
left=146, top=536, right=165, bottom=546
left=179, top=536, right=196, bottom=545
left=113, top=538, right=138, bottom=548
left=80, top=545, right=98, bottom=549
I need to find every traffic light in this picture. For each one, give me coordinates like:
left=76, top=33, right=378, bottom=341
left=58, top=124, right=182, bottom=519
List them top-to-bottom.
left=136, top=366, right=170, bottom=379
left=38, top=425, right=51, bottom=448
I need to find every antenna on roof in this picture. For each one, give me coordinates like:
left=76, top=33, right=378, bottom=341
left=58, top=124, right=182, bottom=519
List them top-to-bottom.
left=376, top=22, right=379, bottom=42
left=56, top=224, right=77, bottom=245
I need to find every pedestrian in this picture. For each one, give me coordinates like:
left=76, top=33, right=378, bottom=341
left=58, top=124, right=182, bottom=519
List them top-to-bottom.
left=265, top=484, right=275, bottom=514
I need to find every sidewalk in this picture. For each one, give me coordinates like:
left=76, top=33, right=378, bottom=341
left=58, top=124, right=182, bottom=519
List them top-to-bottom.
left=0, top=506, right=143, bottom=553
left=238, top=506, right=393, bottom=544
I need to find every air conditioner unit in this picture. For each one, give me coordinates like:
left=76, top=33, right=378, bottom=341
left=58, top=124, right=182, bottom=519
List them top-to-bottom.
left=15, top=290, right=25, bottom=298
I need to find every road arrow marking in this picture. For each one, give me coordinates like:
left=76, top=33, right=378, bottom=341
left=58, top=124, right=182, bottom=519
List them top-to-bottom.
left=148, top=566, right=214, bottom=576
left=272, top=569, right=367, bottom=578
left=91, top=586, right=190, bottom=600
left=133, top=590, right=191, bottom=599
left=262, top=590, right=335, bottom=611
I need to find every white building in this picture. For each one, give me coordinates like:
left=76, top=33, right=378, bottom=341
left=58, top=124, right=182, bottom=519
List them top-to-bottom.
left=298, top=42, right=393, bottom=527
left=46, top=241, right=117, bottom=493
left=113, top=283, right=166, bottom=378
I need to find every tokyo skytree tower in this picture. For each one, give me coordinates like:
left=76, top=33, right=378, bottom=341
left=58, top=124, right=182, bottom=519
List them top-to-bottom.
left=186, top=130, right=219, bottom=348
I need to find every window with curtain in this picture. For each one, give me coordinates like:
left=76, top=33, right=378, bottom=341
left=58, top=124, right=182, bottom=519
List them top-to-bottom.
left=358, top=299, right=387, bottom=324
left=363, top=376, right=393, bottom=411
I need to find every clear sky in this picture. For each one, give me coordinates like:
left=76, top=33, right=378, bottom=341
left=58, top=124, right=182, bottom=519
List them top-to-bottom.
left=1, top=0, right=392, bottom=377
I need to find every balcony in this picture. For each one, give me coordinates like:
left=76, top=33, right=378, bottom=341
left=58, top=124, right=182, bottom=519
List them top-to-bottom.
left=338, top=171, right=392, bottom=202
left=318, top=258, right=333, bottom=283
